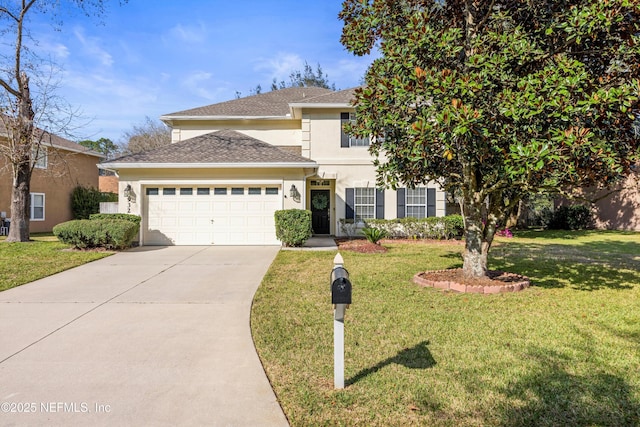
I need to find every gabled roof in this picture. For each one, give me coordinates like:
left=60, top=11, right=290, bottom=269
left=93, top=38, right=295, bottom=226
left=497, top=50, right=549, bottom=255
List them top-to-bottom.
left=162, top=87, right=334, bottom=119
left=289, top=87, right=358, bottom=107
left=0, top=119, right=103, bottom=158
left=101, top=130, right=317, bottom=169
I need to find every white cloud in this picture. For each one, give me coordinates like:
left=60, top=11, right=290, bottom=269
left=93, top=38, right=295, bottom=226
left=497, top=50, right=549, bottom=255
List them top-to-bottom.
left=167, top=22, right=208, bottom=44
left=73, top=27, right=113, bottom=67
left=253, top=52, right=305, bottom=80
left=180, top=70, right=228, bottom=101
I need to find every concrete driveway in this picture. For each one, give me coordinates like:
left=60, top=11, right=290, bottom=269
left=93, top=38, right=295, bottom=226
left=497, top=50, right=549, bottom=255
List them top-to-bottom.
left=0, top=246, right=289, bottom=427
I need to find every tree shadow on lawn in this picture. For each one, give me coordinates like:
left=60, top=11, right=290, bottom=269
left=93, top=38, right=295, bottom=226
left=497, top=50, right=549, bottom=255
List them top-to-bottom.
left=490, top=241, right=640, bottom=291
left=346, top=340, right=436, bottom=386
left=498, top=346, right=640, bottom=427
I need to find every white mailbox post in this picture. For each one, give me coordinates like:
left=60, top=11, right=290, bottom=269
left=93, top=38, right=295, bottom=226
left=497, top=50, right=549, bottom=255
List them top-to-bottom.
left=331, top=253, right=351, bottom=389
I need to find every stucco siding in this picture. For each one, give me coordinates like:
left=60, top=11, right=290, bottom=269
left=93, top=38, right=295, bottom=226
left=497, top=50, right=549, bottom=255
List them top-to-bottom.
left=1, top=148, right=100, bottom=233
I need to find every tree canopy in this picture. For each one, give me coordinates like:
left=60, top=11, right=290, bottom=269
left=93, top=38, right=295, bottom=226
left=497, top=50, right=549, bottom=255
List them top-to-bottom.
left=340, top=0, right=640, bottom=278
left=237, top=61, right=336, bottom=98
left=119, top=116, right=171, bottom=155
left=78, top=137, right=118, bottom=159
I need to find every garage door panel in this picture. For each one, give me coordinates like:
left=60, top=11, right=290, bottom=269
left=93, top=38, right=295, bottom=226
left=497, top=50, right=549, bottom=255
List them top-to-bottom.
left=144, top=185, right=281, bottom=245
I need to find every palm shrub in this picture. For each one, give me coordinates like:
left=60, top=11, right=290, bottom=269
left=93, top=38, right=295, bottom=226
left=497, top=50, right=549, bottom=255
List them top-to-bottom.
left=362, top=226, right=387, bottom=244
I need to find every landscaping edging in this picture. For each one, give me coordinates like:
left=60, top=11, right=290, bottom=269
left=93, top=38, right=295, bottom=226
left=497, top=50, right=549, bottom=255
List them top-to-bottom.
left=413, top=269, right=531, bottom=294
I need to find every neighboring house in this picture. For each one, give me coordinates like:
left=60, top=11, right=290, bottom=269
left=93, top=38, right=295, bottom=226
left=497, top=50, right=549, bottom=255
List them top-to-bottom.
left=100, top=87, right=446, bottom=246
left=0, top=127, right=104, bottom=233
left=560, top=168, right=640, bottom=231
left=99, top=175, right=119, bottom=194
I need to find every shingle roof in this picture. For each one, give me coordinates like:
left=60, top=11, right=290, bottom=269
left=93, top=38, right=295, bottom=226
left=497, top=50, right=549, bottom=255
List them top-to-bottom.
left=163, top=87, right=334, bottom=118
left=290, top=87, right=359, bottom=105
left=0, top=119, right=103, bottom=158
left=103, top=130, right=315, bottom=165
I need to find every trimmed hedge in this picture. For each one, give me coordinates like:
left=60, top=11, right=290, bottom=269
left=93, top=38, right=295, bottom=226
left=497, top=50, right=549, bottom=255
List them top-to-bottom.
left=274, top=209, right=313, bottom=247
left=89, top=213, right=141, bottom=226
left=366, top=215, right=464, bottom=240
left=53, top=219, right=139, bottom=250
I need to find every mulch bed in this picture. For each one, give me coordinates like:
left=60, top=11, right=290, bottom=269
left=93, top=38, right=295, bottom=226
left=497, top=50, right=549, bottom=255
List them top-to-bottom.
left=335, top=237, right=530, bottom=293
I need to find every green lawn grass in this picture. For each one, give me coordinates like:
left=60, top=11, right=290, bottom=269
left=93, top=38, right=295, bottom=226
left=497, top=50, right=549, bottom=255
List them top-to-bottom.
left=252, top=230, right=640, bottom=426
left=0, top=234, right=113, bottom=292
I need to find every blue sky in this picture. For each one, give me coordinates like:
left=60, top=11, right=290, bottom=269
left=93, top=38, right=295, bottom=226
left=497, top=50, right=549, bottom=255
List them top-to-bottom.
left=25, top=0, right=375, bottom=143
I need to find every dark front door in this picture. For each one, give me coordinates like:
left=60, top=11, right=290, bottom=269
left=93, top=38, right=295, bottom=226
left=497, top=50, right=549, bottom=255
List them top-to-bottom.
left=311, top=189, right=330, bottom=234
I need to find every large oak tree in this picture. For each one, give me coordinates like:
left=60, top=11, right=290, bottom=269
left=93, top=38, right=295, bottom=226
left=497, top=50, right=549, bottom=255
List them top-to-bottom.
left=340, top=0, right=640, bottom=279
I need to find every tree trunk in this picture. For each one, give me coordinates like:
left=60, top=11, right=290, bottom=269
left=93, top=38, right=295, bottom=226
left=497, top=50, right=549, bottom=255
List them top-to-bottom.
left=6, top=72, right=35, bottom=242
left=7, top=164, right=31, bottom=242
left=462, top=195, right=488, bottom=279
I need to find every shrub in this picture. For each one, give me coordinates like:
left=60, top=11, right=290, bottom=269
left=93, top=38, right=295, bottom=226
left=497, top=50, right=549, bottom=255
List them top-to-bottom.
left=71, top=186, right=102, bottom=219
left=100, top=192, right=118, bottom=202
left=548, top=205, right=593, bottom=230
left=274, top=209, right=313, bottom=247
left=89, top=213, right=141, bottom=226
left=366, top=214, right=464, bottom=240
left=338, top=218, right=359, bottom=238
left=53, top=219, right=138, bottom=250
left=362, top=226, right=387, bottom=244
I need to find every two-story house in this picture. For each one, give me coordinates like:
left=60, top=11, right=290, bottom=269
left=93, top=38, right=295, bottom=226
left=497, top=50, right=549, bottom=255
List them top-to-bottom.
left=101, top=87, right=446, bottom=245
left=0, top=127, right=103, bottom=234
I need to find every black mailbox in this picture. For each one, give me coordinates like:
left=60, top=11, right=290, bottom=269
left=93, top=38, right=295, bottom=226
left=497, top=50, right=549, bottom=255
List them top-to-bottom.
left=331, top=266, right=352, bottom=305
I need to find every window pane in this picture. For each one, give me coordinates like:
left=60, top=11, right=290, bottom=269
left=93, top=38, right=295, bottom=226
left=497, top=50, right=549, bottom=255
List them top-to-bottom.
left=265, top=187, right=279, bottom=195
left=406, top=187, right=427, bottom=218
left=146, top=188, right=159, bottom=195
left=163, top=188, right=176, bottom=195
left=180, top=188, right=193, bottom=195
left=197, top=188, right=210, bottom=195
left=214, top=188, right=227, bottom=195
left=231, top=188, right=244, bottom=195
left=248, top=188, right=261, bottom=195
left=354, top=188, right=375, bottom=220
left=33, top=207, right=44, bottom=219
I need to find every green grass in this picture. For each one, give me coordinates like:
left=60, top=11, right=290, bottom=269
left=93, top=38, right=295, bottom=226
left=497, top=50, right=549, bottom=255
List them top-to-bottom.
left=251, top=230, right=640, bottom=426
left=0, top=233, right=113, bottom=292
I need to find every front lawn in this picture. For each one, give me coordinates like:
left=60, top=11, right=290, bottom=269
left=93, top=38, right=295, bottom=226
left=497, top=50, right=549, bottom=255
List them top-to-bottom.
left=252, top=230, right=640, bottom=426
left=0, top=234, right=113, bottom=292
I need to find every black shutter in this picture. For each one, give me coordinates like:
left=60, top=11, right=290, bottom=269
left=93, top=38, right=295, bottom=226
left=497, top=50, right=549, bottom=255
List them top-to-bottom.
left=340, top=112, right=350, bottom=148
left=345, top=188, right=355, bottom=219
left=397, top=188, right=406, bottom=219
left=427, top=188, right=436, bottom=217
left=376, top=189, right=385, bottom=219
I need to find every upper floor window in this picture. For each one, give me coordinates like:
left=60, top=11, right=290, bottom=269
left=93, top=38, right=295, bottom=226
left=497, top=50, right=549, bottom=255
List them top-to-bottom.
left=340, top=112, right=369, bottom=147
left=32, top=146, right=47, bottom=169
left=30, top=193, right=45, bottom=221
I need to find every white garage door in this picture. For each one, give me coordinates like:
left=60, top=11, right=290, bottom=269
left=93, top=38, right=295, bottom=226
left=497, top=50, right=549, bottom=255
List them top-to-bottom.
left=144, top=185, right=282, bottom=245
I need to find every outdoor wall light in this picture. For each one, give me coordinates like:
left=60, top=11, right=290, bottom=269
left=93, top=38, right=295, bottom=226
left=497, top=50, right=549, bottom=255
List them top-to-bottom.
left=124, top=184, right=133, bottom=213
left=289, top=184, right=301, bottom=203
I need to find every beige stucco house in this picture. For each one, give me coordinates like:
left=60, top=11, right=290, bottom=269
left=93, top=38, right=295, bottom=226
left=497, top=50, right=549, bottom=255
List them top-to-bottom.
left=101, top=87, right=447, bottom=245
left=0, top=130, right=103, bottom=233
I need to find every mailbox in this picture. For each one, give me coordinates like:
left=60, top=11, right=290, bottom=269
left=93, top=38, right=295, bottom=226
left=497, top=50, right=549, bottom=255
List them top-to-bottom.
left=331, top=266, right=352, bottom=305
